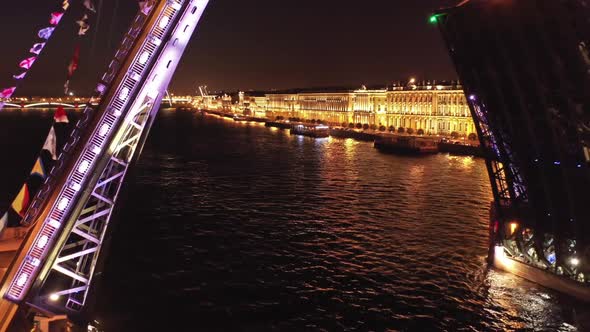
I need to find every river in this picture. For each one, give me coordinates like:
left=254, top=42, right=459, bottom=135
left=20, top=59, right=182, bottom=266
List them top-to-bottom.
left=0, top=109, right=588, bottom=331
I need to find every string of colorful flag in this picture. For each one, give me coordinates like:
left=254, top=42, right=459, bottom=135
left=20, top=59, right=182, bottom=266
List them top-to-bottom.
left=64, top=0, right=97, bottom=95
left=0, top=1, right=71, bottom=105
left=0, top=107, right=70, bottom=233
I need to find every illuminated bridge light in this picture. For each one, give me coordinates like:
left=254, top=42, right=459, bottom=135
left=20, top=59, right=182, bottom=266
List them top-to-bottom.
left=159, top=16, right=169, bottom=29
left=139, top=52, right=150, bottom=64
left=119, top=87, right=129, bottom=101
left=99, top=124, right=110, bottom=137
left=92, top=145, right=102, bottom=154
left=78, top=160, right=90, bottom=174
left=71, top=182, right=81, bottom=192
left=57, top=198, right=69, bottom=212
left=48, top=219, right=61, bottom=229
left=509, top=222, right=518, bottom=235
left=37, top=235, right=49, bottom=249
left=571, top=257, right=580, bottom=266
left=31, top=258, right=40, bottom=267
left=16, top=273, right=28, bottom=287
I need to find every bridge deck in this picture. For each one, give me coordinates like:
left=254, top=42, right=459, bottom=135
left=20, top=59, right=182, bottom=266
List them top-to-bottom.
left=0, top=229, right=24, bottom=331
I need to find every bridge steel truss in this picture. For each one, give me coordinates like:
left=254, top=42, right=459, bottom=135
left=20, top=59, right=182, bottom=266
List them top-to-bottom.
left=0, top=0, right=209, bottom=319
left=435, top=0, right=590, bottom=287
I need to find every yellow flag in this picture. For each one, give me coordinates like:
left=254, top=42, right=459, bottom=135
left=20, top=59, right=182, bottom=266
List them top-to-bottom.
left=30, top=157, right=46, bottom=178
left=11, top=184, right=30, bottom=217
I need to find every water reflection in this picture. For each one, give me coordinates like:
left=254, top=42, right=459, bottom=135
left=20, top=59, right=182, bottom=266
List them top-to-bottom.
left=0, top=110, right=586, bottom=331
left=99, top=112, right=584, bottom=332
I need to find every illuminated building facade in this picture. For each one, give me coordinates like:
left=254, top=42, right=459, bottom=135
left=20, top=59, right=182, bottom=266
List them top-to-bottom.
left=263, top=83, right=476, bottom=136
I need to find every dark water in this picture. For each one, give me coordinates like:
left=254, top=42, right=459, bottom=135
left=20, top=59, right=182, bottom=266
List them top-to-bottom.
left=0, top=109, right=588, bottom=331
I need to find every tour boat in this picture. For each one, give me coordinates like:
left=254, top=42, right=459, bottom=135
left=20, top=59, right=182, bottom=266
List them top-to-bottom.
left=290, top=124, right=330, bottom=138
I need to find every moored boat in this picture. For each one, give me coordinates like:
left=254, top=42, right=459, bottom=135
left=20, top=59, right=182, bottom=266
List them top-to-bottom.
left=265, top=121, right=293, bottom=129
left=290, top=124, right=330, bottom=138
left=329, top=127, right=377, bottom=141
left=374, top=134, right=439, bottom=154
left=438, top=141, right=484, bottom=157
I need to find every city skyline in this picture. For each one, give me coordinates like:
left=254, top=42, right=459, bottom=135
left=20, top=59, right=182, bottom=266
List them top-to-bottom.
left=0, top=0, right=459, bottom=96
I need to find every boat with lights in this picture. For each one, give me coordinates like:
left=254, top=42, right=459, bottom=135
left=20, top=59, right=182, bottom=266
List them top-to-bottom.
left=290, top=124, right=330, bottom=138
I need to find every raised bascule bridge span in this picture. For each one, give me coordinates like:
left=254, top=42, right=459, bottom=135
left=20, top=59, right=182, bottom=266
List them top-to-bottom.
left=0, top=0, right=209, bottom=329
left=434, top=0, right=590, bottom=301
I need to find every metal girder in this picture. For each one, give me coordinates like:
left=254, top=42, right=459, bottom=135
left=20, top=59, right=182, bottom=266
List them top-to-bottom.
left=0, top=0, right=211, bottom=320
left=35, top=95, right=158, bottom=313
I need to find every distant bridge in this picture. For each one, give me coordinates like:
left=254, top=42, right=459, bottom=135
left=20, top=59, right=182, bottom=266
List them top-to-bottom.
left=1, top=96, right=192, bottom=109
left=0, top=100, right=96, bottom=109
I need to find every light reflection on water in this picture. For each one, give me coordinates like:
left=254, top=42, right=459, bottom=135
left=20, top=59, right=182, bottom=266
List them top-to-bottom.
left=0, top=110, right=586, bottom=331
left=91, top=110, right=588, bottom=331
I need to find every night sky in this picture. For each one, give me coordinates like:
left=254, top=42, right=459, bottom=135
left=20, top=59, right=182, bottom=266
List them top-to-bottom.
left=0, top=0, right=459, bottom=96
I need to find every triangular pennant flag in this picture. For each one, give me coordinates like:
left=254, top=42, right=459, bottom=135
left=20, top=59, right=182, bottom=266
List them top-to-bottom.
left=83, top=0, right=96, bottom=12
left=139, top=1, right=154, bottom=15
left=50, top=12, right=64, bottom=25
left=76, top=16, right=90, bottom=36
left=38, top=27, right=55, bottom=40
left=30, top=43, right=46, bottom=55
left=67, top=45, right=80, bottom=77
left=19, top=57, right=36, bottom=70
left=13, top=72, right=27, bottom=80
left=0, top=87, right=16, bottom=98
left=54, top=106, right=69, bottom=123
left=42, top=126, right=58, bottom=160
left=30, top=157, right=46, bottom=178
left=11, top=184, right=30, bottom=217
left=0, top=213, right=7, bottom=234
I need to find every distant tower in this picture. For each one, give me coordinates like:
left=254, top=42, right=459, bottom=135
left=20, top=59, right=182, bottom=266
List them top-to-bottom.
left=239, top=91, right=245, bottom=106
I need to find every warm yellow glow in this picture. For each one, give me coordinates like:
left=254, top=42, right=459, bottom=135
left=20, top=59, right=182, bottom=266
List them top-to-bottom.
left=409, top=77, right=416, bottom=84
left=200, top=86, right=475, bottom=137
left=509, top=222, right=518, bottom=235
left=495, top=245, right=515, bottom=270
left=571, top=257, right=580, bottom=266
left=49, top=293, right=60, bottom=302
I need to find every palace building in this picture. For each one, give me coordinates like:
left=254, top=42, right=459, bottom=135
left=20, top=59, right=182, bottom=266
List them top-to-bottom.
left=194, top=81, right=477, bottom=137
left=257, top=81, right=476, bottom=136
